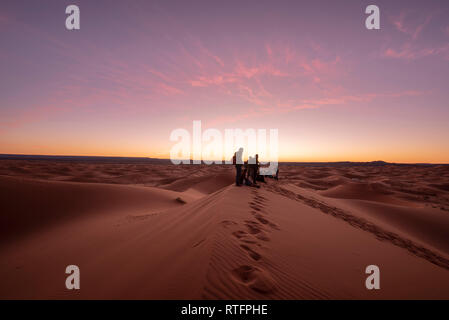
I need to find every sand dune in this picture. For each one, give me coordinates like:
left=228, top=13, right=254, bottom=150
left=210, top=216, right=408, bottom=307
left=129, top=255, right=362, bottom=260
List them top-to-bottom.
left=0, top=160, right=449, bottom=299
left=161, top=172, right=235, bottom=194
left=0, top=175, right=198, bottom=244
left=319, top=181, right=417, bottom=206
left=342, top=200, right=449, bottom=255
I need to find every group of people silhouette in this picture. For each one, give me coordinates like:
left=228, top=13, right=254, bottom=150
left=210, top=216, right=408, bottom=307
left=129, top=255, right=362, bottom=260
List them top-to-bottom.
left=232, top=148, right=278, bottom=187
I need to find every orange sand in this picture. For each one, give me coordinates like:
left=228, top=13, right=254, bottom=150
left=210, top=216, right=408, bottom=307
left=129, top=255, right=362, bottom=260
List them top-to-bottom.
left=0, top=160, right=448, bottom=299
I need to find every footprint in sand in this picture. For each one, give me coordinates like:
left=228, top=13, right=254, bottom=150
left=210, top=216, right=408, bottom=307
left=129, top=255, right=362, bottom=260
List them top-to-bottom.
left=250, top=192, right=281, bottom=232
left=249, top=200, right=266, bottom=210
left=250, top=204, right=265, bottom=212
left=250, top=205, right=263, bottom=212
left=120, top=213, right=159, bottom=226
left=253, top=213, right=279, bottom=230
left=254, top=214, right=269, bottom=225
left=221, top=220, right=238, bottom=228
left=244, top=220, right=263, bottom=234
left=244, top=220, right=271, bottom=241
left=268, top=222, right=280, bottom=230
left=233, top=227, right=265, bottom=245
left=232, top=230, right=248, bottom=239
left=256, top=233, right=270, bottom=241
left=192, top=239, right=205, bottom=247
left=241, top=239, right=258, bottom=244
left=240, top=244, right=261, bottom=261
left=231, top=265, right=276, bottom=294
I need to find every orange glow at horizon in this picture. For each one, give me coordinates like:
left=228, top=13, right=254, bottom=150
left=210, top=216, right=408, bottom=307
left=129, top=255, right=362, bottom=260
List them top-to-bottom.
left=1, top=140, right=449, bottom=164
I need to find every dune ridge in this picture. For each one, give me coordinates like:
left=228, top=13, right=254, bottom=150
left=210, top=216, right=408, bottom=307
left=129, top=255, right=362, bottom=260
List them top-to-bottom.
left=267, top=183, right=449, bottom=270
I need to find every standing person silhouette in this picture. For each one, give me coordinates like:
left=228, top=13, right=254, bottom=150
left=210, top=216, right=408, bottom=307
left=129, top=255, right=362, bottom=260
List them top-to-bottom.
left=233, top=148, right=244, bottom=186
left=253, top=154, right=260, bottom=184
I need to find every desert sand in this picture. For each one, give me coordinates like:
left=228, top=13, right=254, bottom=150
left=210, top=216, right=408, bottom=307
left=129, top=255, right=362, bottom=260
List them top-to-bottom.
left=0, top=159, right=449, bottom=299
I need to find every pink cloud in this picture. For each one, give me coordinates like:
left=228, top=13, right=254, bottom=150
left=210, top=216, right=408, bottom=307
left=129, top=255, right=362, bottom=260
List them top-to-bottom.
left=385, top=11, right=448, bottom=62
left=391, top=12, right=432, bottom=40
left=392, top=12, right=408, bottom=34
left=0, top=27, right=427, bottom=135
left=183, top=35, right=226, bottom=69
left=195, top=40, right=225, bottom=67
left=176, top=43, right=349, bottom=116
left=266, top=44, right=273, bottom=58
left=384, top=44, right=449, bottom=61
left=284, top=47, right=295, bottom=64
left=384, top=47, right=416, bottom=60
left=210, top=54, right=224, bottom=67
left=299, top=56, right=341, bottom=79
left=187, top=58, right=288, bottom=90
left=234, top=62, right=288, bottom=79
left=146, top=68, right=172, bottom=82
left=189, top=74, right=238, bottom=87
left=156, top=83, right=184, bottom=96
left=204, top=89, right=426, bottom=127
left=301, top=90, right=426, bottom=108
left=205, top=102, right=317, bottom=127
left=0, top=104, right=72, bottom=133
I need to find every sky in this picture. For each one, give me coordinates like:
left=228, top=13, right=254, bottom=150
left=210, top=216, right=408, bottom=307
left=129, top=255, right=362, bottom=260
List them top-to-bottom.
left=0, top=0, right=448, bottom=163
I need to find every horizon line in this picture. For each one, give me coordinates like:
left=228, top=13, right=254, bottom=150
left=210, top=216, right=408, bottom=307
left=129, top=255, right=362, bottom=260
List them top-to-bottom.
left=0, top=153, right=447, bottom=166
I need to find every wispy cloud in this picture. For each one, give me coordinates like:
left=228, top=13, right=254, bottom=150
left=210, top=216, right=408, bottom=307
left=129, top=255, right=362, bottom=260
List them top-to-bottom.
left=0, top=6, right=438, bottom=139
left=384, top=10, right=449, bottom=62
left=391, top=11, right=432, bottom=40
left=384, top=43, right=449, bottom=61
left=205, top=90, right=427, bottom=127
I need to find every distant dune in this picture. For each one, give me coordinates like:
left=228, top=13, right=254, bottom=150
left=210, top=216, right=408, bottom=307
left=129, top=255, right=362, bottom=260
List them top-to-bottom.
left=0, top=159, right=448, bottom=299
